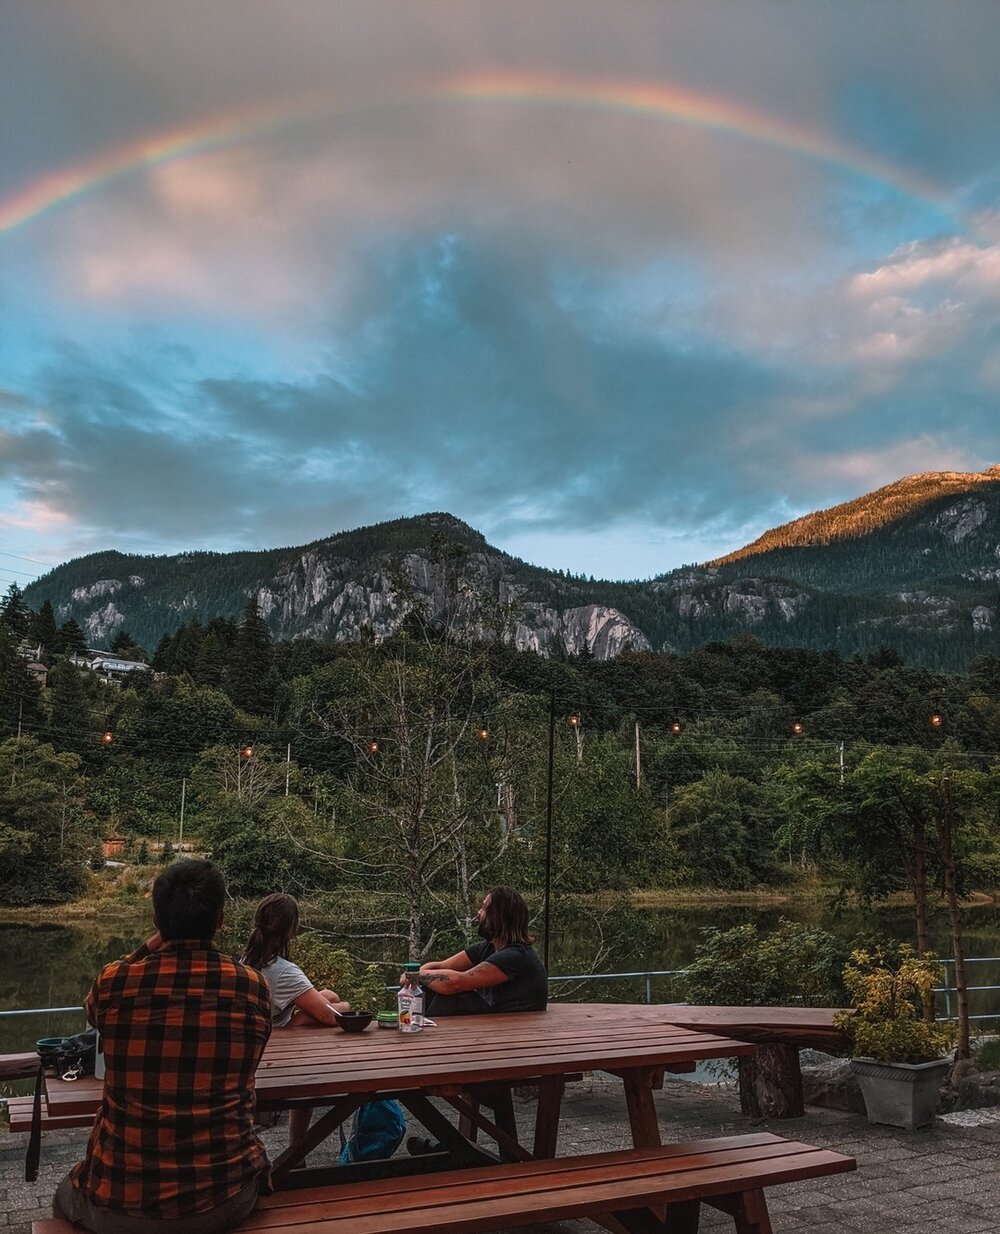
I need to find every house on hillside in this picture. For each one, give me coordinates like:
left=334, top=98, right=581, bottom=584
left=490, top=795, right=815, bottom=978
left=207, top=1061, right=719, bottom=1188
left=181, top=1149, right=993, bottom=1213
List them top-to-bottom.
left=89, top=654, right=151, bottom=682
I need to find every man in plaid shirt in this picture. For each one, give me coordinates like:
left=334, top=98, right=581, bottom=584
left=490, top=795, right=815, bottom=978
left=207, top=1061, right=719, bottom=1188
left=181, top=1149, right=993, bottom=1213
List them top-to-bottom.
left=53, top=860, right=272, bottom=1233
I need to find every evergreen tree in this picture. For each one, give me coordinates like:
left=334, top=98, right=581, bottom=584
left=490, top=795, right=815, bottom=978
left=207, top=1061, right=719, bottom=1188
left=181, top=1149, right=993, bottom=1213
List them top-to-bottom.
left=0, top=582, right=33, bottom=640
left=228, top=594, right=275, bottom=714
left=30, top=599, right=61, bottom=658
left=60, top=618, right=88, bottom=656
left=0, top=625, right=44, bottom=738
left=110, top=627, right=147, bottom=661
left=194, top=630, right=227, bottom=687
left=47, top=659, right=99, bottom=754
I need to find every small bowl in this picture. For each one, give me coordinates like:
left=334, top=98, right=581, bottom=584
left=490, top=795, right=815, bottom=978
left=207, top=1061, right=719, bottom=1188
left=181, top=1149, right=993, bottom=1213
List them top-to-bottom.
left=333, top=1010, right=374, bottom=1033
left=37, top=1037, right=67, bottom=1067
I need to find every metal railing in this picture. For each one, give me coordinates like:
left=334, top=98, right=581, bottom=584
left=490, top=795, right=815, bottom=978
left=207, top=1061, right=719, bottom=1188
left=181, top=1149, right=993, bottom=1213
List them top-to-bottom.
left=4, top=957, right=1000, bottom=1028
left=934, top=957, right=1000, bottom=1023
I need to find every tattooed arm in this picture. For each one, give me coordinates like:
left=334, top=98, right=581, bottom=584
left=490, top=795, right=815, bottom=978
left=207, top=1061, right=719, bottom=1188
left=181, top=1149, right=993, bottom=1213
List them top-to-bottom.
left=417, top=961, right=508, bottom=995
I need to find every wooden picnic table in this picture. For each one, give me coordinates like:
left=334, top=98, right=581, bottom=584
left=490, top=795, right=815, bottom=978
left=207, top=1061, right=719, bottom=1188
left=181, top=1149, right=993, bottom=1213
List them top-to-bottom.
left=44, top=1003, right=756, bottom=1186
left=36, top=1007, right=859, bottom=1234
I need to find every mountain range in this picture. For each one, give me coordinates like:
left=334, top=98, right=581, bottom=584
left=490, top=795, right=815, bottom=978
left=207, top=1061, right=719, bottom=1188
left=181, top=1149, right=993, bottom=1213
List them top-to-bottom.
left=23, top=466, right=1000, bottom=670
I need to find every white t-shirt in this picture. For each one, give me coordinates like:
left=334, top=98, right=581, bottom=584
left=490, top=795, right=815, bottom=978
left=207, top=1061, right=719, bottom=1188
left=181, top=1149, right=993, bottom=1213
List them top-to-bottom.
left=259, top=956, right=313, bottom=1027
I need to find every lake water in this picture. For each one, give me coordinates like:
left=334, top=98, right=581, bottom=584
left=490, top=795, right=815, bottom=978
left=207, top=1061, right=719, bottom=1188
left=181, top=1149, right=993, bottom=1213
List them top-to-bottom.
left=3, top=900, right=1000, bottom=1092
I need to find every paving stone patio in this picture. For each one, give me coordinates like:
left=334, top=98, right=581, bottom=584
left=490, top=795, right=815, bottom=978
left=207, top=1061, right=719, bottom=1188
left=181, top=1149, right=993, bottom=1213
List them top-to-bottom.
left=3, top=1073, right=998, bottom=1232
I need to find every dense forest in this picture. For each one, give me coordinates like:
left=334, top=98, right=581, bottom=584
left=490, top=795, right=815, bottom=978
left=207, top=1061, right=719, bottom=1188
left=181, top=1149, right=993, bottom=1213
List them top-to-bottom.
left=3, top=574, right=999, bottom=961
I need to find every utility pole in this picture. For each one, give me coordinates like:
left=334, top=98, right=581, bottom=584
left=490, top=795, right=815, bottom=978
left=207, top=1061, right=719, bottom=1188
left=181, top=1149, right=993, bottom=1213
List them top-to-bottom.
left=543, top=689, right=556, bottom=972
left=634, top=720, right=642, bottom=788
left=285, top=743, right=291, bottom=797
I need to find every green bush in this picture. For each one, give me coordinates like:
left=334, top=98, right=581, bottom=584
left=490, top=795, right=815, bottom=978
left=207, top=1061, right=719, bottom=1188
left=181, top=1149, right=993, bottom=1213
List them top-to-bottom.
left=684, top=918, right=848, bottom=1008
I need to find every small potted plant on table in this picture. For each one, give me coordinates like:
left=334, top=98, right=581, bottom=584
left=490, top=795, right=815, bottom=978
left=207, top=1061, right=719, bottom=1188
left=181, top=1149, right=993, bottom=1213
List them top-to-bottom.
left=838, top=944, right=953, bottom=1131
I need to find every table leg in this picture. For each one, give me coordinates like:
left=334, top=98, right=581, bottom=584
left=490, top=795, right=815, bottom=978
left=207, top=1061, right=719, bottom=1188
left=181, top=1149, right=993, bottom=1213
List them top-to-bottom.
left=622, top=1067, right=662, bottom=1148
left=533, top=1075, right=565, bottom=1158
left=457, top=1083, right=517, bottom=1150
left=489, top=1084, right=517, bottom=1148
left=270, top=1093, right=366, bottom=1185
left=400, top=1093, right=497, bottom=1166
left=445, top=1094, right=532, bottom=1163
left=709, top=1189, right=772, bottom=1234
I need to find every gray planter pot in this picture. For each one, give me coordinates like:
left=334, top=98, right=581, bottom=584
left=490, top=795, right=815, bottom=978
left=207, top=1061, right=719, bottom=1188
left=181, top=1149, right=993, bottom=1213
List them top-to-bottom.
left=850, top=1057, right=951, bottom=1130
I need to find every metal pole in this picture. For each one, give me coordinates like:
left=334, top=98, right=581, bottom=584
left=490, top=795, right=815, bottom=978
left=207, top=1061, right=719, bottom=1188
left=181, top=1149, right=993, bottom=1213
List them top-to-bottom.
left=543, top=688, right=556, bottom=972
left=635, top=720, right=641, bottom=788
left=839, top=741, right=845, bottom=786
left=285, top=743, right=291, bottom=797
left=179, top=779, right=186, bottom=848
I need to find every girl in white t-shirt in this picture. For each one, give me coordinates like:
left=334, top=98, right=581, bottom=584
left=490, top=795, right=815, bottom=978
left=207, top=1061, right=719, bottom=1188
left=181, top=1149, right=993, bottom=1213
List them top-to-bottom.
left=242, top=893, right=350, bottom=1147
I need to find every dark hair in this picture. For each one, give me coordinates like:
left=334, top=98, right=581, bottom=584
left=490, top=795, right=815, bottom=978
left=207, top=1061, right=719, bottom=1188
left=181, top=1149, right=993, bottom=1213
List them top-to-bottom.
left=152, top=859, right=226, bottom=942
left=481, top=886, right=534, bottom=947
left=242, top=893, right=300, bottom=970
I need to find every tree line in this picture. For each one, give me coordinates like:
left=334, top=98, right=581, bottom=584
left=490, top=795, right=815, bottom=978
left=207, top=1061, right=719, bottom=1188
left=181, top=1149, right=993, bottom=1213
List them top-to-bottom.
left=2, top=578, right=999, bottom=981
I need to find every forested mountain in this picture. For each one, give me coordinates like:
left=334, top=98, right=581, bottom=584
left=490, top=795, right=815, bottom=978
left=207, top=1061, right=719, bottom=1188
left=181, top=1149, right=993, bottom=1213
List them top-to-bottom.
left=21, top=467, right=1000, bottom=670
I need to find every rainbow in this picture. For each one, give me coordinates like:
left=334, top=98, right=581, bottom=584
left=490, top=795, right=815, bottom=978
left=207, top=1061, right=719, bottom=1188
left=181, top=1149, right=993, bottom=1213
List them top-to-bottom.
left=0, top=71, right=949, bottom=235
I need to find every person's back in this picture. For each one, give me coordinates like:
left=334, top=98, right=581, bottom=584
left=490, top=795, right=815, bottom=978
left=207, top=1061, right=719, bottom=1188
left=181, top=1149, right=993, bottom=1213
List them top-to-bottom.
left=55, top=860, right=272, bottom=1234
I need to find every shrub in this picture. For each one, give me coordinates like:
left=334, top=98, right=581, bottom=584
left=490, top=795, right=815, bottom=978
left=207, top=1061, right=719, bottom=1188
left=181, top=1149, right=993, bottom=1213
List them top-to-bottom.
left=684, top=918, right=848, bottom=1008
left=837, top=944, right=953, bottom=1064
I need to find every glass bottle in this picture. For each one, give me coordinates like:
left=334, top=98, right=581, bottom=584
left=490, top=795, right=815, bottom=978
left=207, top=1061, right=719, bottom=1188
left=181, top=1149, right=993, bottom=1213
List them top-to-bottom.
left=397, top=962, right=424, bottom=1033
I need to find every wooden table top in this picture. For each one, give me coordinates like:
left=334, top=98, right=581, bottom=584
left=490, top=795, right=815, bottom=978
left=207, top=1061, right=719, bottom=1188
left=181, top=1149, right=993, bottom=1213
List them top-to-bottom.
left=45, top=1003, right=755, bottom=1117
left=648, top=1005, right=849, bottom=1054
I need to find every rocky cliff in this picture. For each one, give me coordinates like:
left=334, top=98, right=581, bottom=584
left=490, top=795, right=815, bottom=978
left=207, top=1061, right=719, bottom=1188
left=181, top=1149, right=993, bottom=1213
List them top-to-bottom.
left=22, top=468, right=1000, bottom=669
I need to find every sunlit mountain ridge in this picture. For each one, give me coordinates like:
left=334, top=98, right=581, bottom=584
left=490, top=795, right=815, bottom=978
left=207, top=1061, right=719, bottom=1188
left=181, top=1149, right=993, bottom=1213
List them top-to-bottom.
left=23, top=468, right=1000, bottom=670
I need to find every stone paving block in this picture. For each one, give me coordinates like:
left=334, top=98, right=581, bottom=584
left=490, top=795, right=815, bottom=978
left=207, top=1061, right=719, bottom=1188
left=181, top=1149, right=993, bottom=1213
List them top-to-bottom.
left=4, top=1073, right=1000, bottom=1233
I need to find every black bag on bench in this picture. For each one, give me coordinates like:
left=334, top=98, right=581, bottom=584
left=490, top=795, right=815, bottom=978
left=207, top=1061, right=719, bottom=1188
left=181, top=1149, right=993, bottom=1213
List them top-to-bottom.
left=25, top=1030, right=99, bottom=1182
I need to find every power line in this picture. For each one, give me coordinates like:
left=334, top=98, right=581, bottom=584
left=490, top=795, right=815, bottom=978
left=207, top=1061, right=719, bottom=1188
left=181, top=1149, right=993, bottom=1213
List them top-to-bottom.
left=0, top=550, right=55, bottom=567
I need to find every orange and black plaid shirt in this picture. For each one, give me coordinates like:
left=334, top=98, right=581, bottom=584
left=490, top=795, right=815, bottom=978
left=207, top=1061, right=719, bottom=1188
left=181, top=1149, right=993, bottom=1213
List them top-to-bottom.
left=70, top=938, right=272, bottom=1218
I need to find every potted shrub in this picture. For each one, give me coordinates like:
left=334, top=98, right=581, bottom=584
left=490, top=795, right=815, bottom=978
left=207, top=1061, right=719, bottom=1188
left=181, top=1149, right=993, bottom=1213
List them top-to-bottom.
left=837, top=944, right=954, bottom=1130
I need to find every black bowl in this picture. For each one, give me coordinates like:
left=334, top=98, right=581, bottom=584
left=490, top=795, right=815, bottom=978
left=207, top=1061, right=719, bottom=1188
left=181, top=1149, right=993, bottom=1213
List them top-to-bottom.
left=333, top=1010, right=374, bottom=1033
left=37, top=1037, right=67, bottom=1068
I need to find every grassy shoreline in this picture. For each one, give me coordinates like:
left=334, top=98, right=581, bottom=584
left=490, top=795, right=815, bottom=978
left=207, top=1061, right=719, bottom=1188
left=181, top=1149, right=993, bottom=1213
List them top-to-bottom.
left=2, top=881, right=997, bottom=925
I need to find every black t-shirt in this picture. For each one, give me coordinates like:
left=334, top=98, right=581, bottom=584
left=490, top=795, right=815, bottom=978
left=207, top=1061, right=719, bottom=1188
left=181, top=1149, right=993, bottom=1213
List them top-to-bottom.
left=464, top=940, right=548, bottom=1012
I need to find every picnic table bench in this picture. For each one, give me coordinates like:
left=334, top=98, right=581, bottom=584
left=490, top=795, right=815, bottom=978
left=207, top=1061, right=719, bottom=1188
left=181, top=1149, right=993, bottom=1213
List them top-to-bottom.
left=0, top=1052, right=41, bottom=1081
left=5, top=1096, right=94, bottom=1134
left=33, top=1132, right=855, bottom=1234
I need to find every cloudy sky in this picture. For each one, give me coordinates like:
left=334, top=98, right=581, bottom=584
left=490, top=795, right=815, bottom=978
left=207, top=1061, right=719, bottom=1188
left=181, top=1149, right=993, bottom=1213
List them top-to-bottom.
left=2, top=1, right=999, bottom=589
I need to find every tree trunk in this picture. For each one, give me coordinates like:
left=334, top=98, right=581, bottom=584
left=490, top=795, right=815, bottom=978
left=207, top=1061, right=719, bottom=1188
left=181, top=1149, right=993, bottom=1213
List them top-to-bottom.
left=938, top=779, right=970, bottom=1059
left=911, top=817, right=934, bottom=1022
left=738, top=1045, right=804, bottom=1119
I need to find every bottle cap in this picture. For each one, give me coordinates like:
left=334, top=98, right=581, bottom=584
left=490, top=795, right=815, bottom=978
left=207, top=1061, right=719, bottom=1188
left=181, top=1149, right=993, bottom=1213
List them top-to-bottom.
left=403, top=962, right=421, bottom=972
